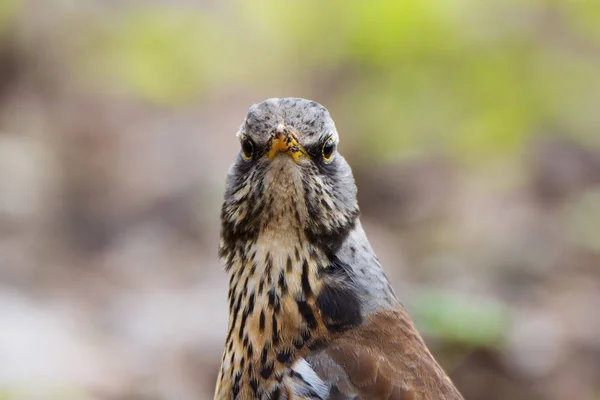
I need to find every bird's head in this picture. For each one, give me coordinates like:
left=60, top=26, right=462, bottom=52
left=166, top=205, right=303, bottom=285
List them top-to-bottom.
left=220, top=98, right=359, bottom=260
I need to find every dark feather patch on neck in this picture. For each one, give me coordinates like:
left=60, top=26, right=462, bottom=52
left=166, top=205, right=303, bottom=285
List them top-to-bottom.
left=316, top=256, right=363, bottom=333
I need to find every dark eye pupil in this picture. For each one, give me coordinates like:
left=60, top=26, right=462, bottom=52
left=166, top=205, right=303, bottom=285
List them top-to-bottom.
left=242, top=139, right=253, bottom=158
left=323, top=140, right=334, bottom=159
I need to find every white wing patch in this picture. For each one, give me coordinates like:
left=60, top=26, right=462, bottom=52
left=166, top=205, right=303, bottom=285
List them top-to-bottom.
left=290, top=358, right=329, bottom=399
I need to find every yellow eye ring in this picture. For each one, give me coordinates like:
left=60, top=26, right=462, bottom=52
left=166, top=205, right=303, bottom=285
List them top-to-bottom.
left=240, top=135, right=254, bottom=160
left=322, top=137, right=335, bottom=162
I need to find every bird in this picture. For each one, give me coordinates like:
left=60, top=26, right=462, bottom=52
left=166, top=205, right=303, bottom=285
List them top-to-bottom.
left=215, top=98, right=464, bottom=400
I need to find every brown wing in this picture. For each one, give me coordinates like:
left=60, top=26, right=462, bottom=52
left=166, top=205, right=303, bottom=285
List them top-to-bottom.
left=306, top=308, right=464, bottom=400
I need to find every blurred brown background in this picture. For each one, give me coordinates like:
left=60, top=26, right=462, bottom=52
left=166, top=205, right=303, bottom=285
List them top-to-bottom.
left=1, top=1, right=600, bottom=399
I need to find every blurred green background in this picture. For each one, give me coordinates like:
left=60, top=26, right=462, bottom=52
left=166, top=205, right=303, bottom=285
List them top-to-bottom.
left=1, top=0, right=600, bottom=399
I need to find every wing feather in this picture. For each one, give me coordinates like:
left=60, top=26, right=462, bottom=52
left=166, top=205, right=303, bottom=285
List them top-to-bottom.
left=306, top=308, right=464, bottom=400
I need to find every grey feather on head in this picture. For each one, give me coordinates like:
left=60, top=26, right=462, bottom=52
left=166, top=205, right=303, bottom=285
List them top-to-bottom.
left=220, top=98, right=359, bottom=259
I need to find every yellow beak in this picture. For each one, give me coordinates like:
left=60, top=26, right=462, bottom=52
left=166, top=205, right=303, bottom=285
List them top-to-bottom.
left=267, top=132, right=309, bottom=163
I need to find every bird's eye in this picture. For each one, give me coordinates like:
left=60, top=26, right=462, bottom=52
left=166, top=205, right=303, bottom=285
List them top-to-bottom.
left=240, top=135, right=254, bottom=160
left=322, top=137, right=335, bottom=162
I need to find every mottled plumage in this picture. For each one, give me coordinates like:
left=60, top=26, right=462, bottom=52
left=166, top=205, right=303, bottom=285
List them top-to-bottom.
left=215, top=98, right=463, bottom=400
